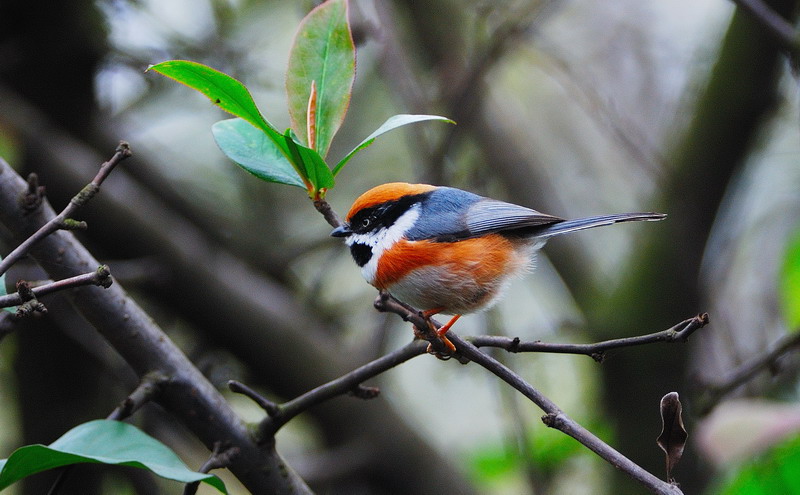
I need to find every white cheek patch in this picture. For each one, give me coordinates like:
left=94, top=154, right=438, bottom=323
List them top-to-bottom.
left=345, top=204, right=421, bottom=285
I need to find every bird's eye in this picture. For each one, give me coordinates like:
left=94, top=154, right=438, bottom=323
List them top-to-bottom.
left=361, top=218, right=371, bottom=228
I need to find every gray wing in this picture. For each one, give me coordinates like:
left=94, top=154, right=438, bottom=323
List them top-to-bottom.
left=405, top=187, right=562, bottom=241
left=464, top=199, right=562, bottom=236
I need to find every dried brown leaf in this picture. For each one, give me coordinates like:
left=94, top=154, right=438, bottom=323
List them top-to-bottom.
left=657, top=391, right=687, bottom=481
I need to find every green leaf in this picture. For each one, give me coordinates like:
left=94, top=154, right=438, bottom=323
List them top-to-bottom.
left=286, top=0, right=355, bottom=158
left=148, top=60, right=288, bottom=150
left=332, top=114, right=455, bottom=176
left=212, top=119, right=306, bottom=189
left=283, top=131, right=335, bottom=196
left=780, top=228, right=800, bottom=330
left=0, top=420, right=226, bottom=493
left=714, top=434, right=800, bottom=495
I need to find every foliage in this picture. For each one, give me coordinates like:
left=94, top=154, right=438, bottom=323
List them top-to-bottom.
left=149, top=0, right=451, bottom=200
left=780, top=227, right=800, bottom=330
left=469, top=419, right=611, bottom=484
left=0, top=420, right=226, bottom=493
left=711, top=434, right=800, bottom=495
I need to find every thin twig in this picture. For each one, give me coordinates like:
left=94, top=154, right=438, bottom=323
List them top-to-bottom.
left=0, top=142, right=131, bottom=277
left=313, top=199, right=343, bottom=228
left=0, top=266, right=113, bottom=309
left=376, top=293, right=684, bottom=495
left=470, top=314, right=709, bottom=361
left=698, top=330, right=800, bottom=414
left=257, top=338, right=427, bottom=439
left=108, top=371, right=169, bottom=421
left=228, top=380, right=280, bottom=417
left=183, top=442, right=240, bottom=495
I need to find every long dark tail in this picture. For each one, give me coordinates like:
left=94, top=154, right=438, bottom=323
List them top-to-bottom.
left=535, top=213, right=666, bottom=238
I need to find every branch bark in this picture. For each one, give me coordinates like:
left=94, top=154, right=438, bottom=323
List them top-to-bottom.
left=0, top=157, right=312, bottom=493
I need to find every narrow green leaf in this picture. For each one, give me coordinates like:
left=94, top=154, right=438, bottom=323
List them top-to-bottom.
left=286, top=0, right=355, bottom=158
left=332, top=114, right=455, bottom=176
left=212, top=119, right=307, bottom=189
left=283, top=131, right=335, bottom=197
left=780, top=229, right=800, bottom=330
left=0, top=420, right=226, bottom=493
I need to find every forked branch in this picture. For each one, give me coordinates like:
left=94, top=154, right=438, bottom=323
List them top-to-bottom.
left=0, top=142, right=131, bottom=277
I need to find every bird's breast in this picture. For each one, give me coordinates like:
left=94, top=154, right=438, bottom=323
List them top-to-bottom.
left=375, top=234, right=532, bottom=314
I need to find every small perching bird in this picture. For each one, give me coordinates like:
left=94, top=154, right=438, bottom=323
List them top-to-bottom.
left=331, top=182, right=665, bottom=353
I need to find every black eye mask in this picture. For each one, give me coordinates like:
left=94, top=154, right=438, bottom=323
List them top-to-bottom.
left=348, top=192, right=430, bottom=235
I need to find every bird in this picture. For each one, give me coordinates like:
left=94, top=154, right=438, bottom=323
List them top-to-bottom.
left=331, top=182, right=665, bottom=354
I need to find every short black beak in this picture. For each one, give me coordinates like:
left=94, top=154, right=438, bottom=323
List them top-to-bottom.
left=330, top=223, right=352, bottom=237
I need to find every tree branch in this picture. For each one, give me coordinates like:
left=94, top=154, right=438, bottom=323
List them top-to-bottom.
left=0, top=85, right=475, bottom=494
left=0, top=143, right=131, bottom=277
left=0, top=156, right=312, bottom=494
left=313, top=199, right=343, bottom=228
left=0, top=266, right=113, bottom=310
left=374, top=291, right=684, bottom=495
left=470, top=313, right=709, bottom=361
left=698, top=330, right=800, bottom=414
left=255, top=339, right=428, bottom=438
left=107, top=371, right=169, bottom=421
left=228, top=380, right=281, bottom=417
left=182, top=442, right=240, bottom=495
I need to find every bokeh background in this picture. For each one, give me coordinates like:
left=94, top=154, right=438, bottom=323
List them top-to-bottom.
left=2, top=0, right=800, bottom=494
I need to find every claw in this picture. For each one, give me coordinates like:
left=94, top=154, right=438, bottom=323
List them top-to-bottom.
left=417, top=310, right=460, bottom=358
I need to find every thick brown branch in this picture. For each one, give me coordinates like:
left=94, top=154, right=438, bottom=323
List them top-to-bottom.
left=0, top=156, right=311, bottom=494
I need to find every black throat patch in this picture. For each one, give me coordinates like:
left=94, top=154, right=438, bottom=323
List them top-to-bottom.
left=350, top=242, right=373, bottom=267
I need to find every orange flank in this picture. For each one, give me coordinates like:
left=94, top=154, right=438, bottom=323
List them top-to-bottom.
left=346, top=183, right=437, bottom=220
left=374, top=233, right=520, bottom=290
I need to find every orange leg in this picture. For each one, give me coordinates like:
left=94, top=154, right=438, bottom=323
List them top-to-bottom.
left=418, top=308, right=459, bottom=355
left=436, top=314, right=461, bottom=339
